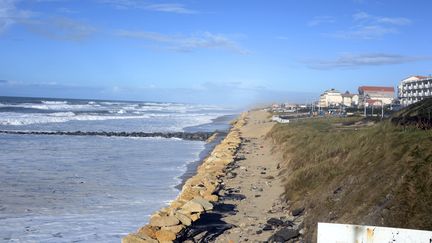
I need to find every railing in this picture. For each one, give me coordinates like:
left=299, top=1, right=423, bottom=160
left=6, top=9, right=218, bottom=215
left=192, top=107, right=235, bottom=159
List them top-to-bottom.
left=318, top=223, right=432, bottom=242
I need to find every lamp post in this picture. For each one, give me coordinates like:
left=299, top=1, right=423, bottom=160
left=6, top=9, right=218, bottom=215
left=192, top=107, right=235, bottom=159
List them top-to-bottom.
left=363, top=94, right=370, bottom=117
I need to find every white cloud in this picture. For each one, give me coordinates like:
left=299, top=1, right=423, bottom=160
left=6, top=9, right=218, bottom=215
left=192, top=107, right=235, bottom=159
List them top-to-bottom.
left=0, top=0, right=33, bottom=33
left=99, top=0, right=197, bottom=14
left=144, top=3, right=196, bottom=14
left=331, top=11, right=411, bottom=40
left=353, top=11, right=411, bottom=26
left=308, top=16, right=336, bottom=27
left=24, top=17, right=96, bottom=41
left=331, top=25, right=397, bottom=40
left=115, top=30, right=250, bottom=54
left=306, top=53, right=431, bottom=70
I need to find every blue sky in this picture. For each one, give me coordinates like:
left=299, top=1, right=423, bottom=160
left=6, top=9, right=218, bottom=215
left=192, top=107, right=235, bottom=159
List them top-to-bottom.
left=0, top=0, right=431, bottom=106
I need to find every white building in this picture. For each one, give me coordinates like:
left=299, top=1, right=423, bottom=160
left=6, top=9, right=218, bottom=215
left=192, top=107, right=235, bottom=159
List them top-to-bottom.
left=398, top=75, right=432, bottom=106
left=358, top=86, right=395, bottom=107
left=319, top=89, right=342, bottom=108
left=341, top=91, right=359, bottom=107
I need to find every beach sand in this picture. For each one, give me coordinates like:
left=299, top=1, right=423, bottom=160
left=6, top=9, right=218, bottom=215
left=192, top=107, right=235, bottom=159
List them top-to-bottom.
left=212, top=109, right=299, bottom=242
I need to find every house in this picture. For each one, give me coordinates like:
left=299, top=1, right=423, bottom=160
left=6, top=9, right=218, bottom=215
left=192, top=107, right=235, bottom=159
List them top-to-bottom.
left=398, top=75, right=432, bottom=106
left=358, top=86, right=395, bottom=107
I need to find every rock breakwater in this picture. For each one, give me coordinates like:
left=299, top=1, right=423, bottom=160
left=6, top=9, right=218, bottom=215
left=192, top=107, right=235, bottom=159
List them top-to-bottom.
left=122, top=113, right=247, bottom=243
left=0, top=130, right=215, bottom=141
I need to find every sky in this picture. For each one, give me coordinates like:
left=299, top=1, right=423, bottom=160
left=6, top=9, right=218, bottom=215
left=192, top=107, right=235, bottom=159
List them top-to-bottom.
left=0, top=0, right=431, bottom=106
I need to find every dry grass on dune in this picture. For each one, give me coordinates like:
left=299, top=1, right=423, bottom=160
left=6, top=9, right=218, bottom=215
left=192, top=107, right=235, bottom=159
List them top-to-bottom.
left=268, top=117, right=432, bottom=242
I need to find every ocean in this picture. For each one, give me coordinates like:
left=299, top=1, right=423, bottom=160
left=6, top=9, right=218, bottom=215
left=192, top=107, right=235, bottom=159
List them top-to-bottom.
left=0, top=96, right=236, bottom=242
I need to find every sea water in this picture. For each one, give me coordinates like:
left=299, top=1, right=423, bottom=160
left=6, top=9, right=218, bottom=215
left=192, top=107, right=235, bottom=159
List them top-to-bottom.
left=0, top=96, right=235, bottom=242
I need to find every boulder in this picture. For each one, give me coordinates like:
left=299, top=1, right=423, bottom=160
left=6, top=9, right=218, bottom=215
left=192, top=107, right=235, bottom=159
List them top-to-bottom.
left=203, top=194, right=219, bottom=202
left=192, top=197, right=213, bottom=210
left=181, top=200, right=205, bottom=213
left=169, top=201, right=183, bottom=210
left=291, top=207, right=305, bottom=217
left=175, top=212, right=192, bottom=226
left=190, top=213, right=200, bottom=221
left=149, top=215, right=179, bottom=227
left=266, top=218, right=284, bottom=227
left=161, top=224, right=185, bottom=234
left=137, top=225, right=156, bottom=239
left=268, top=228, right=299, bottom=242
left=155, top=230, right=176, bottom=241
left=122, top=233, right=158, bottom=243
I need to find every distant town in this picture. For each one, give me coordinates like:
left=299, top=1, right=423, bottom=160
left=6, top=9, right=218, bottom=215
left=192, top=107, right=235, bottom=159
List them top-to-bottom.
left=270, top=75, right=432, bottom=122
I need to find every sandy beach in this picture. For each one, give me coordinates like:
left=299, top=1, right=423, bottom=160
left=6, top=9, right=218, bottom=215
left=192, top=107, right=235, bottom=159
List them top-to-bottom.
left=123, top=109, right=305, bottom=242
left=212, top=110, right=304, bottom=242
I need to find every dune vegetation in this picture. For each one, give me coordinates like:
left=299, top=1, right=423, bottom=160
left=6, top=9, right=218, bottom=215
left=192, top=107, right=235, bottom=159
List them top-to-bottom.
left=269, top=115, right=432, bottom=241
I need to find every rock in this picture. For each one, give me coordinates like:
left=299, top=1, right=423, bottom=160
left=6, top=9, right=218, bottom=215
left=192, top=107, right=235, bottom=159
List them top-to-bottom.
left=226, top=172, right=237, bottom=179
left=223, top=193, right=246, bottom=201
left=203, top=194, right=219, bottom=202
left=192, top=197, right=213, bottom=210
left=181, top=200, right=205, bottom=213
left=169, top=201, right=184, bottom=210
left=292, top=207, right=305, bottom=217
left=175, top=212, right=192, bottom=226
left=190, top=213, right=200, bottom=221
left=149, top=215, right=179, bottom=227
left=267, top=218, right=284, bottom=227
left=262, top=224, right=273, bottom=231
left=137, top=225, right=156, bottom=239
left=162, top=225, right=185, bottom=234
left=268, top=228, right=300, bottom=242
left=155, top=230, right=176, bottom=241
left=256, top=230, right=263, bottom=234
left=122, top=233, right=158, bottom=243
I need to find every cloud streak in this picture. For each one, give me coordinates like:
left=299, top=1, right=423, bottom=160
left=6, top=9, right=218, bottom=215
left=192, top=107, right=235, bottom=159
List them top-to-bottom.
left=0, top=0, right=33, bottom=33
left=99, top=0, right=197, bottom=14
left=331, top=11, right=411, bottom=39
left=308, top=16, right=336, bottom=27
left=23, top=17, right=96, bottom=41
left=115, top=30, right=250, bottom=54
left=306, top=53, right=431, bottom=70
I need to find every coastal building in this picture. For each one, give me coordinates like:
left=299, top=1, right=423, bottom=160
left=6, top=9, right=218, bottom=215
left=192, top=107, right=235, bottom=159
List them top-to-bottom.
left=398, top=75, right=432, bottom=106
left=358, top=86, right=395, bottom=107
left=319, top=89, right=342, bottom=108
left=341, top=91, right=359, bottom=107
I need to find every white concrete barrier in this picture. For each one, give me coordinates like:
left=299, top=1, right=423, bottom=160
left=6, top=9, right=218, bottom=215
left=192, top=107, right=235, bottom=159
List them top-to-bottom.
left=271, top=116, right=290, bottom=123
left=318, top=222, right=432, bottom=243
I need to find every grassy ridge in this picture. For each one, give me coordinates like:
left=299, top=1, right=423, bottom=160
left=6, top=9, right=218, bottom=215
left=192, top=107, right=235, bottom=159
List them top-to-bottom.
left=269, top=118, right=432, bottom=242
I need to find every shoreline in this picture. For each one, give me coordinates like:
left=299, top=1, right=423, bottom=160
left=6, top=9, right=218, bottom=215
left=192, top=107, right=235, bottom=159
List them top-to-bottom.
left=122, top=113, right=246, bottom=243
left=176, top=113, right=237, bottom=190
left=175, top=131, right=227, bottom=190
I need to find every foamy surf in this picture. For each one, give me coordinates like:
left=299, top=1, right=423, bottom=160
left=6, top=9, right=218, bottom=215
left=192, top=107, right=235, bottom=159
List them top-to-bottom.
left=0, top=96, right=235, bottom=243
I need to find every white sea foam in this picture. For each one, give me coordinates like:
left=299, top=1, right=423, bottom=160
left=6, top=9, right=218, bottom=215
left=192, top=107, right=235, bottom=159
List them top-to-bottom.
left=41, top=100, right=68, bottom=105
left=0, top=112, right=149, bottom=126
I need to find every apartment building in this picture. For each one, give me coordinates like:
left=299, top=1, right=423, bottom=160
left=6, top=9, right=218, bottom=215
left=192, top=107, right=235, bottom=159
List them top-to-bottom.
left=398, top=75, right=432, bottom=106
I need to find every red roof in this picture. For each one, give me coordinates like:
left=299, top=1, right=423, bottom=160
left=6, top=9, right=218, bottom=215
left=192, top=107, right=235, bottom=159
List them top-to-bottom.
left=359, top=86, right=394, bottom=92
left=366, top=99, right=382, bottom=105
